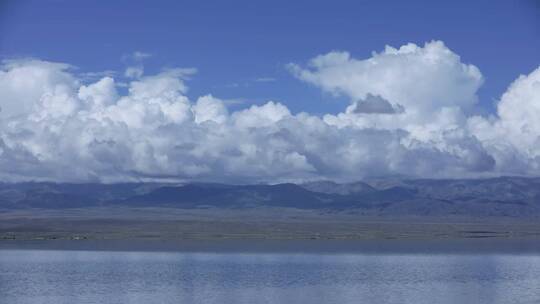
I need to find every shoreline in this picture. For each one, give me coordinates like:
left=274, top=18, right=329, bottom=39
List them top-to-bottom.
left=2, top=237, right=540, bottom=255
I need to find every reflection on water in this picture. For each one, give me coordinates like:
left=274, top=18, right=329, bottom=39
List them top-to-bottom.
left=1, top=246, right=540, bottom=304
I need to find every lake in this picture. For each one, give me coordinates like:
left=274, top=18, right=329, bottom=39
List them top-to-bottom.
left=1, top=239, right=540, bottom=304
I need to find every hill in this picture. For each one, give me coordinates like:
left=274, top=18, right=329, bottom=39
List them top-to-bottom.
left=1, top=177, right=540, bottom=217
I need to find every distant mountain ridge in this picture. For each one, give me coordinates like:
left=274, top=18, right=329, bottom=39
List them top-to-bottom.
left=1, top=177, right=540, bottom=217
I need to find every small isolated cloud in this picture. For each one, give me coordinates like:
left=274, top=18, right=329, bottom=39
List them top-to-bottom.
left=122, top=51, right=152, bottom=62
left=123, top=51, right=152, bottom=79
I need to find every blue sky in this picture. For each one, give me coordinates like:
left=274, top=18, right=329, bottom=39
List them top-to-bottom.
left=1, top=0, right=538, bottom=114
left=0, top=1, right=539, bottom=182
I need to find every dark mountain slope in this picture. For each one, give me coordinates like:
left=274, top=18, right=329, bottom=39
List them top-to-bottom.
left=0, top=177, right=539, bottom=217
left=122, top=183, right=333, bottom=208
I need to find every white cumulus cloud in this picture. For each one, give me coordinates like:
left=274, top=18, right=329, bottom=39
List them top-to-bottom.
left=0, top=41, right=538, bottom=183
left=468, top=66, right=540, bottom=174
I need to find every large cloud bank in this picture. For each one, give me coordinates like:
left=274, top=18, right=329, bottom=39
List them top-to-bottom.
left=0, top=41, right=539, bottom=182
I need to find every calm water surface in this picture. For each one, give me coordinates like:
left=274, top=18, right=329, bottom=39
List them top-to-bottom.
left=1, top=240, right=540, bottom=304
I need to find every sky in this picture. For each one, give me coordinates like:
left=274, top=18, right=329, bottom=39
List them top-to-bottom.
left=0, top=0, right=539, bottom=183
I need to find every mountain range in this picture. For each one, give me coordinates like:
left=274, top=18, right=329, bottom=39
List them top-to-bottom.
left=1, top=176, right=540, bottom=217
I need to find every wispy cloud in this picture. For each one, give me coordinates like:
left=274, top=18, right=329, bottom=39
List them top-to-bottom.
left=122, top=51, right=152, bottom=79
left=122, top=51, right=152, bottom=62
left=254, top=77, right=276, bottom=83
